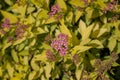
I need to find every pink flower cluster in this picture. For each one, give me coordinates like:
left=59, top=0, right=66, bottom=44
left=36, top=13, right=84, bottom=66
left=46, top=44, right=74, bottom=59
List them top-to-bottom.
left=48, top=4, right=61, bottom=17
left=1, top=18, right=10, bottom=28
left=15, top=22, right=28, bottom=39
left=51, top=33, right=68, bottom=56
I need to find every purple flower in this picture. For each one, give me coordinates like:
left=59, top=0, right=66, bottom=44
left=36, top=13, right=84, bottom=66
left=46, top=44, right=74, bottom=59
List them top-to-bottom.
left=48, top=4, right=61, bottom=17
left=1, top=18, right=10, bottom=28
left=51, top=33, right=68, bottom=56
left=46, top=49, right=55, bottom=61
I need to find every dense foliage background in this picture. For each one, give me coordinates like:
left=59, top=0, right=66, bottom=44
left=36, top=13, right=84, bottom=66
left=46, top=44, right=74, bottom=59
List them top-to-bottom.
left=0, top=0, right=120, bottom=80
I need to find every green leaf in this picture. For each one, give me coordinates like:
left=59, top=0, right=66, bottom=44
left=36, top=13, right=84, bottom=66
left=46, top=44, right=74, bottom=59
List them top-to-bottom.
left=56, top=0, right=67, bottom=11
left=0, top=10, right=18, bottom=23
left=100, top=15, right=107, bottom=23
left=60, top=19, right=72, bottom=38
left=70, top=31, right=80, bottom=46
left=108, top=37, right=117, bottom=52
left=11, top=50, right=19, bottom=63
left=28, top=71, right=36, bottom=80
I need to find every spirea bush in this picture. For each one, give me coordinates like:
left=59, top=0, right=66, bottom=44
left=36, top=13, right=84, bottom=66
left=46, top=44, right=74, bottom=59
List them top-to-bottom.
left=0, top=0, right=120, bottom=80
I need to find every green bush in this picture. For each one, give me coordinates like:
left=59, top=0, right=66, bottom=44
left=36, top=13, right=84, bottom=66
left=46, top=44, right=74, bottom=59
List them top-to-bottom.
left=0, top=0, right=120, bottom=80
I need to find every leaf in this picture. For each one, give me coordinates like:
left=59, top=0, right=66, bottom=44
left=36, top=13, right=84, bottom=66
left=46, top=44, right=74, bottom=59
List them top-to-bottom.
left=56, top=0, right=67, bottom=11
left=69, top=0, right=85, bottom=7
left=27, top=7, right=35, bottom=14
left=37, top=9, right=48, bottom=19
left=0, top=10, right=18, bottom=23
left=75, top=10, right=83, bottom=22
left=66, top=11, right=73, bottom=23
left=26, top=14, right=35, bottom=24
left=100, top=15, right=107, bottom=23
left=45, top=17, right=56, bottom=24
left=59, top=19, right=72, bottom=38
left=79, top=20, right=86, bottom=36
left=79, top=21, right=94, bottom=40
left=97, top=28, right=107, bottom=37
left=70, top=31, right=80, bottom=46
left=13, top=37, right=26, bottom=46
left=108, top=37, right=117, bottom=52
left=80, top=38, right=91, bottom=46
left=88, top=40, right=103, bottom=48
left=2, top=41, right=12, bottom=55
left=117, top=42, right=120, bottom=54
left=17, top=43, right=25, bottom=51
left=71, top=45, right=92, bottom=54
left=11, top=50, right=19, bottom=63
left=19, top=50, right=29, bottom=56
left=33, top=50, right=47, bottom=62
left=31, top=59, right=39, bottom=71
left=6, top=63, right=14, bottom=78
left=44, top=63, right=52, bottom=79
left=75, top=64, right=84, bottom=80
left=0, top=67, right=2, bottom=77
left=28, top=71, right=36, bottom=80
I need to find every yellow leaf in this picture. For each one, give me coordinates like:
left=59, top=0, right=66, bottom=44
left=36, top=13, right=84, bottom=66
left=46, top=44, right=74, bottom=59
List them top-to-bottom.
left=56, top=0, right=67, bottom=11
left=69, top=0, right=85, bottom=7
left=0, top=10, right=18, bottom=23
left=75, top=10, right=83, bottom=22
left=45, top=17, right=56, bottom=24
left=60, top=19, right=72, bottom=37
left=79, top=20, right=87, bottom=37
left=71, top=45, right=92, bottom=54
left=11, top=50, right=19, bottom=63
left=31, top=59, right=39, bottom=71
left=6, top=63, right=14, bottom=78
left=44, top=63, right=52, bottom=79
left=0, top=67, right=2, bottom=77
left=28, top=71, right=37, bottom=80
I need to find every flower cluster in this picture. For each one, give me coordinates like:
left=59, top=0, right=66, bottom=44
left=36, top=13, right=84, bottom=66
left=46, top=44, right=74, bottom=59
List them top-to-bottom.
left=103, top=0, right=117, bottom=13
left=48, top=4, right=61, bottom=17
left=1, top=18, right=10, bottom=29
left=15, top=22, right=28, bottom=39
left=51, top=33, right=68, bottom=56
left=46, top=49, right=55, bottom=61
